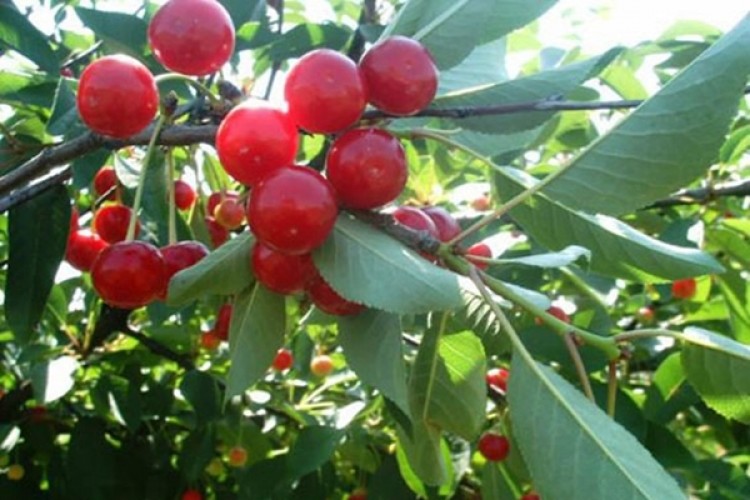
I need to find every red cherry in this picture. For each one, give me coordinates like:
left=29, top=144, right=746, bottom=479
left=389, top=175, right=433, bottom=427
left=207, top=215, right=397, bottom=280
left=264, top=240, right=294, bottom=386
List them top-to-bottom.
left=148, top=0, right=235, bottom=76
left=359, top=36, right=438, bottom=116
left=285, top=49, right=367, bottom=133
left=77, top=55, right=158, bottom=138
left=60, top=67, right=74, bottom=78
left=216, top=100, right=299, bottom=186
left=326, top=128, right=407, bottom=209
left=247, top=165, right=338, bottom=255
left=93, top=166, right=117, bottom=199
left=174, top=180, right=197, bottom=210
left=207, top=191, right=239, bottom=216
left=471, top=195, right=491, bottom=211
left=214, top=198, right=245, bottom=230
left=93, top=204, right=140, bottom=244
left=393, top=206, right=439, bottom=238
left=422, top=206, right=461, bottom=242
left=69, top=207, right=80, bottom=233
left=205, top=216, right=230, bottom=248
left=66, top=230, right=109, bottom=272
left=91, top=241, right=167, bottom=309
left=160, top=241, right=209, bottom=299
left=251, top=242, right=317, bottom=294
left=466, top=242, right=492, bottom=270
left=307, top=275, right=364, bottom=316
left=672, top=278, right=697, bottom=300
left=214, top=304, right=232, bottom=341
left=535, top=305, right=571, bottom=325
left=636, top=306, right=655, bottom=323
left=200, top=331, right=221, bottom=350
left=272, top=348, right=294, bottom=371
left=310, top=354, right=334, bottom=377
left=485, top=367, right=509, bottom=393
left=477, top=432, right=510, bottom=462
left=227, top=446, right=248, bottom=467
left=348, top=488, right=368, bottom=500
left=181, top=489, right=203, bottom=500
left=520, top=493, right=541, bottom=500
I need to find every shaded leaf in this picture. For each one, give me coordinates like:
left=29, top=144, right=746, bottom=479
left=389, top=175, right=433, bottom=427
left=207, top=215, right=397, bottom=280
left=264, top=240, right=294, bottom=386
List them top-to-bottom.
left=0, top=5, right=59, bottom=72
left=75, top=7, right=149, bottom=57
left=47, top=78, right=84, bottom=137
left=643, top=352, right=700, bottom=425
left=30, top=356, right=79, bottom=404
left=180, top=371, right=223, bottom=426
left=285, top=426, right=343, bottom=480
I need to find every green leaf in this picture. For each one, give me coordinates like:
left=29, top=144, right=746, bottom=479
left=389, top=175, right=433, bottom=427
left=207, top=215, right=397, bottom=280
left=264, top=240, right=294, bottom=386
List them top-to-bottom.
left=385, top=0, right=557, bottom=69
left=0, top=5, right=59, bottom=72
left=74, top=7, right=149, bottom=57
left=542, top=15, right=750, bottom=215
left=266, top=23, right=351, bottom=61
left=437, top=37, right=508, bottom=95
left=0, top=73, right=57, bottom=108
left=47, top=78, right=84, bottom=137
left=492, top=166, right=723, bottom=281
left=5, top=185, right=70, bottom=342
left=313, top=215, right=462, bottom=314
left=167, top=232, right=254, bottom=306
left=496, top=245, right=590, bottom=268
left=225, top=284, right=286, bottom=400
left=338, top=310, right=410, bottom=418
left=680, top=327, right=750, bottom=424
left=409, top=328, right=486, bottom=440
left=508, top=353, right=684, bottom=500
left=643, top=353, right=699, bottom=425
left=30, top=356, right=79, bottom=404
left=180, top=371, right=223, bottom=427
left=65, top=418, right=117, bottom=499
left=396, top=421, right=446, bottom=488
left=284, top=426, right=343, bottom=480
left=178, top=428, right=215, bottom=482
left=482, top=463, right=516, bottom=500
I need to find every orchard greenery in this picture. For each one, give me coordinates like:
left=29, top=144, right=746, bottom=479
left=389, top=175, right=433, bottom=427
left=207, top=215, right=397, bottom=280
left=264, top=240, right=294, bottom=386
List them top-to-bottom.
left=1, top=1, right=750, bottom=499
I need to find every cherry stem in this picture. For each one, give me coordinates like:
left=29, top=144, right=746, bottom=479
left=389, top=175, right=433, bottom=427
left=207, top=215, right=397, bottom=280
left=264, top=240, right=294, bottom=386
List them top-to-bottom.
left=155, top=73, right=221, bottom=107
left=126, top=115, right=167, bottom=241
left=167, top=149, right=177, bottom=246
left=612, top=328, right=683, bottom=343
left=563, top=332, right=595, bottom=402
left=607, top=361, right=618, bottom=417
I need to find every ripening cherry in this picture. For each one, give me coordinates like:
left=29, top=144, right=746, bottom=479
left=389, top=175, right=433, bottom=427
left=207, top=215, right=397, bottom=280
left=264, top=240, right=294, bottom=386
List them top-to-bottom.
left=148, top=0, right=234, bottom=76
left=359, top=36, right=438, bottom=116
left=285, top=49, right=367, bottom=133
left=77, top=55, right=158, bottom=138
left=216, top=100, right=299, bottom=186
left=326, top=128, right=407, bottom=209
left=247, top=165, right=338, bottom=255
left=93, top=166, right=117, bottom=199
left=174, top=180, right=197, bottom=210
left=207, top=191, right=239, bottom=216
left=471, top=194, right=492, bottom=211
left=214, top=197, right=245, bottom=230
left=93, top=204, right=140, bottom=244
left=393, top=206, right=439, bottom=238
left=422, top=206, right=461, bottom=242
left=205, top=216, right=230, bottom=247
left=66, top=230, right=109, bottom=272
left=91, top=241, right=167, bottom=309
left=160, top=241, right=209, bottom=299
left=251, top=242, right=317, bottom=294
left=466, top=242, right=492, bottom=270
left=307, top=275, right=364, bottom=316
left=672, top=278, right=697, bottom=300
left=213, top=304, right=232, bottom=341
left=536, top=305, right=571, bottom=325
left=636, top=306, right=655, bottom=324
left=200, top=331, right=221, bottom=350
left=272, top=348, right=294, bottom=371
left=310, top=354, right=334, bottom=377
left=486, top=367, right=509, bottom=393
left=477, top=432, right=510, bottom=462
left=227, top=445, right=248, bottom=467
left=7, top=464, right=25, bottom=481
left=348, top=488, right=368, bottom=500
left=181, top=489, right=203, bottom=500
left=520, top=493, right=541, bottom=500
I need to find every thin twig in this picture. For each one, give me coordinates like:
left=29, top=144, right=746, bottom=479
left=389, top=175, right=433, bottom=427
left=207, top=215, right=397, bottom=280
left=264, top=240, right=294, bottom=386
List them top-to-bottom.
left=122, top=327, right=194, bottom=371
left=563, top=333, right=595, bottom=402
left=607, top=361, right=618, bottom=417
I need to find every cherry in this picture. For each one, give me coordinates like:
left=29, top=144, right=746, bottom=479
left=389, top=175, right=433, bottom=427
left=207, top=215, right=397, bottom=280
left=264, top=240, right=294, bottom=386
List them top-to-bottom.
left=148, top=0, right=234, bottom=76
left=359, top=36, right=438, bottom=116
left=285, top=49, right=367, bottom=133
left=77, top=55, right=158, bottom=138
left=60, top=67, right=74, bottom=78
left=216, top=100, right=298, bottom=186
left=326, top=128, right=407, bottom=209
left=247, top=165, right=338, bottom=255
left=93, top=166, right=117, bottom=199
left=174, top=180, right=197, bottom=210
left=207, top=191, right=239, bottom=216
left=471, top=194, right=491, bottom=211
left=214, top=197, right=245, bottom=230
left=93, top=204, right=140, bottom=244
left=393, top=206, right=439, bottom=238
left=422, top=206, right=461, bottom=242
left=69, top=207, right=79, bottom=233
left=205, top=216, right=230, bottom=247
left=66, top=230, right=109, bottom=272
left=91, top=241, right=167, bottom=309
left=160, top=241, right=209, bottom=299
left=251, top=242, right=317, bottom=294
left=466, top=242, right=492, bottom=270
left=307, top=275, right=364, bottom=316
left=672, top=278, right=697, bottom=300
left=213, top=303, right=232, bottom=341
left=536, top=305, right=571, bottom=325
left=636, top=306, right=655, bottom=323
left=200, top=331, right=221, bottom=350
left=272, top=348, right=294, bottom=371
left=310, top=354, right=334, bottom=377
left=485, top=367, right=509, bottom=393
left=27, top=405, right=49, bottom=423
left=477, top=432, right=510, bottom=462
left=227, top=445, right=248, bottom=467
left=205, top=457, right=225, bottom=476
left=7, top=463, right=25, bottom=481
left=348, top=488, right=368, bottom=500
left=181, top=489, right=203, bottom=500
left=520, top=493, right=541, bottom=500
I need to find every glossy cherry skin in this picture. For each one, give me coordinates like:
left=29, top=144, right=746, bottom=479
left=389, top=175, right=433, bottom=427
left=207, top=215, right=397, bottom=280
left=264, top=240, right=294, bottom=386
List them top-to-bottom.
left=148, top=0, right=235, bottom=76
left=359, top=36, right=438, bottom=116
left=285, top=49, right=367, bottom=133
left=77, top=55, right=158, bottom=138
left=216, top=100, right=298, bottom=186
left=326, top=128, right=407, bottom=209
left=93, top=166, right=117, bottom=199
left=247, top=166, right=338, bottom=255
left=174, top=180, right=196, bottom=210
left=207, top=191, right=239, bottom=215
left=214, top=198, right=245, bottom=229
left=93, top=204, right=140, bottom=244
left=393, top=206, right=439, bottom=238
left=422, top=206, right=461, bottom=242
left=205, top=216, right=230, bottom=247
left=65, top=230, right=109, bottom=272
left=91, top=241, right=167, bottom=309
left=160, top=241, right=209, bottom=299
left=251, top=242, right=317, bottom=294
left=466, top=242, right=492, bottom=270
left=307, top=275, right=364, bottom=316
left=672, top=278, right=697, bottom=300
left=213, top=303, right=232, bottom=341
left=535, top=305, right=571, bottom=325
left=200, top=331, right=221, bottom=350
left=272, top=348, right=294, bottom=371
left=310, top=354, right=334, bottom=377
left=485, top=367, right=509, bottom=393
left=477, top=432, right=510, bottom=462
left=181, top=489, right=203, bottom=500
left=520, top=492, right=541, bottom=500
